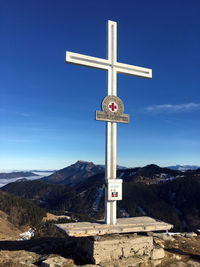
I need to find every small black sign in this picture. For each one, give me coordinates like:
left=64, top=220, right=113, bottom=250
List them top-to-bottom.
left=112, top=192, right=118, bottom=197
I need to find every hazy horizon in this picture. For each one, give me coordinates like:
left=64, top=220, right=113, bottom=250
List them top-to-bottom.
left=0, top=161, right=199, bottom=173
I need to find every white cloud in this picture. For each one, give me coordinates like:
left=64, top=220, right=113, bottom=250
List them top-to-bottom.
left=145, top=103, right=200, bottom=113
left=0, top=108, right=30, bottom=117
left=17, top=112, right=30, bottom=117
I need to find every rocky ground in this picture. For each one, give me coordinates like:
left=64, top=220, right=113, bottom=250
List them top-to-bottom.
left=0, top=232, right=200, bottom=266
left=147, top=232, right=200, bottom=267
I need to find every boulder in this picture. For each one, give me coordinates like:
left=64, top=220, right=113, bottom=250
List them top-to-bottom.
left=185, top=232, right=197, bottom=238
left=151, top=248, right=165, bottom=260
left=41, top=256, right=74, bottom=267
left=187, top=260, right=200, bottom=267
left=169, top=262, right=187, bottom=267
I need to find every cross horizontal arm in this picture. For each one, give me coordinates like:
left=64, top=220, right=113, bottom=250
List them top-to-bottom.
left=66, top=52, right=110, bottom=70
left=115, top=62, right=152, bottom=79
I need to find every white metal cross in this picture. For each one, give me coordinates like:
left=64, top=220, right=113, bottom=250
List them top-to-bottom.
left=65, top=20, right=152, bottom=225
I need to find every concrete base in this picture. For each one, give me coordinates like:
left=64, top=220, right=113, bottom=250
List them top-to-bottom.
left=56, top=216, right=173, bottom=237
left=55, top=217, right=171, bottom=265
left=76, top=234, right=153, bottom=264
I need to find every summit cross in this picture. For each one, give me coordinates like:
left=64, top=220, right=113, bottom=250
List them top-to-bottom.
left=65, top=20, right=152, bottom=225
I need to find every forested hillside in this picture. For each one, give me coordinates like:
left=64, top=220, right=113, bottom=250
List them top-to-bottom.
left=0, top=190, right=46, bottom=227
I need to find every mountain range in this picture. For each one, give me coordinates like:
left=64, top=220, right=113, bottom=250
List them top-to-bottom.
left=1, top=160, right=200, bottom=232
left=42, top=160, right=104, bottom=185
left=1, top=163, right=199, bottom=183
left=167, top=165, right=200, bottom=171
left=0, top=171, right=38, bottom=179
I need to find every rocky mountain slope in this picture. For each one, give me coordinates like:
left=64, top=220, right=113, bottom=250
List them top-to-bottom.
left=42, top=160, right=104, bottom=185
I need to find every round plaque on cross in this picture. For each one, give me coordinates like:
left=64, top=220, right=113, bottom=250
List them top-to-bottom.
left=101, top=96, right=124, bottom=115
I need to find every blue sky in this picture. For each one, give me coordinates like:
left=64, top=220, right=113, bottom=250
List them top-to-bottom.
left=0, top=0, right=200, bottom=170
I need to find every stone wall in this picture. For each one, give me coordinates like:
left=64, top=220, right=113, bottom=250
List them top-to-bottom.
left=76, top=234, right=154, bottom=264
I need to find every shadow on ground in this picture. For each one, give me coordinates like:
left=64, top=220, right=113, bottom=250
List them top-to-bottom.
left=0, top=237, right=89, bottom=266
left=166, top=248, right=200, bottom=262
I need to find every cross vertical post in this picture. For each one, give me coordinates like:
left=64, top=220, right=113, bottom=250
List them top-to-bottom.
left=105, top=21, right=117, bottom=225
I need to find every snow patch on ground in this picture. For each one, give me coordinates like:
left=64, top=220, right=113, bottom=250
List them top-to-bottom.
left=119, top=172, right=124, bottom=178
left=129, top=172, right=136, bottom=176
left=92, top=187, right=104, bottom=213
left=138, top=206, right=147, bottom=215
left=120, top=208, right=130, bottom=218
left=19, top=228, right=35, bottom=240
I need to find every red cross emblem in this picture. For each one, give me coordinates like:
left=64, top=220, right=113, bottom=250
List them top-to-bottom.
left=108, top=102, right=118, bottom=112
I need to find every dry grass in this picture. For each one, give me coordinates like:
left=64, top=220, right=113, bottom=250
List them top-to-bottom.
left=0, top=211, right=22, bottom=240
left=42, top=212, right=69, bottom=222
